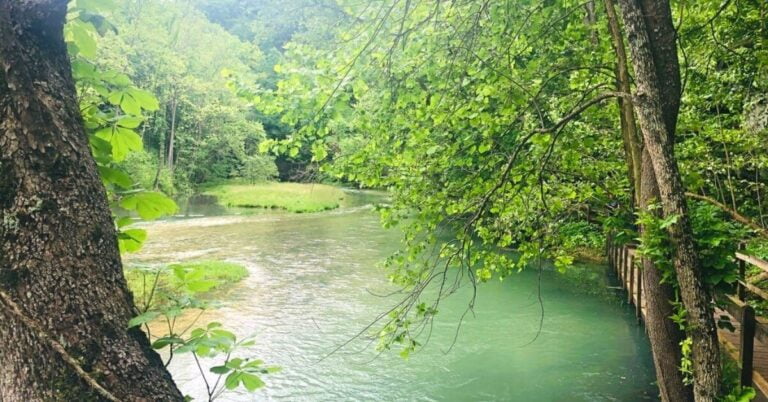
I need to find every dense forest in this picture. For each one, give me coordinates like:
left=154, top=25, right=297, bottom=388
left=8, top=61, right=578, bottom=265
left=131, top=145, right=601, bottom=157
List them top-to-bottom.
left=1, top=0, right=767, bottom=401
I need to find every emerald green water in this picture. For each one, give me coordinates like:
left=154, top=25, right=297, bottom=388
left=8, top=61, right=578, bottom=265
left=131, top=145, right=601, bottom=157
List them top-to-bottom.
left=126, top=191, right=658, bottom=401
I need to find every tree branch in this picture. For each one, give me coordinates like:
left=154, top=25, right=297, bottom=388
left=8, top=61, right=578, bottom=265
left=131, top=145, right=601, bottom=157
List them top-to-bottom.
left=534, top=91, right=631, bottom=133
left=686, top=192, right=768, bottom=237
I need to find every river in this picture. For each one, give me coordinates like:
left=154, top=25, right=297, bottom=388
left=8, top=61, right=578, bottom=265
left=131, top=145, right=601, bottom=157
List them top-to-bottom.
left=125, top=190, right=659, bottom=401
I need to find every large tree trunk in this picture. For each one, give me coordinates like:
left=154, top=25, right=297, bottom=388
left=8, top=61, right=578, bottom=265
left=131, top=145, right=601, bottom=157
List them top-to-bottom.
left=617, top=0, right=722, bottom=400
left=603, top=1, right=693, bottom=400
left=0, top=2, right=183, bottom=400
left=640, top=150, right=695, bottom=402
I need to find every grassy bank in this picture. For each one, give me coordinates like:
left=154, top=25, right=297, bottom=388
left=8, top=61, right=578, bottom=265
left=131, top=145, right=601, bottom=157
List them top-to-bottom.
left=203, top=182, right=346, bottom=213
left=125, top=260, right=249, bottom=307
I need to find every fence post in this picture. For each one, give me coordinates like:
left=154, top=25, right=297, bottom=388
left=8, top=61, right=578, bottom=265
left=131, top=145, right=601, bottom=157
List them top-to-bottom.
left=607, top=233, right=613, bottom=270
left=737, top=242, right=746, bottom=302
left=617, top=246, right=622, bottom=282
left=621, top=247, right=628, bottom=287
left=628, top=252, right=634, bottom=304
left=635, top=255, right=643, bottom=322
left=740, top=304, right=756, bottom=387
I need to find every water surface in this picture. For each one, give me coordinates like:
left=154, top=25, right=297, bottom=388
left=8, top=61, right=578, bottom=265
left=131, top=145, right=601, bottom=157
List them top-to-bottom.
left=126, top=191, right=658, bottom=401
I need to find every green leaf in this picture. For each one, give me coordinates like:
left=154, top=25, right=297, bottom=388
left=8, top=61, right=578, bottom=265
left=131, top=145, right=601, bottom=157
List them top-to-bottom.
left=68, top=20, right=97, bottom=58
left=72, top=60, right=96, bottom=79
left=127, top=88, right=160, bottom=111
left=107, top=91, right=124, bottom=106
left=120, top=93, right=142, bottom=115
left=116, top=116, right=144, bottom=129
left=95, top=126, right=142, bottom=162
left=112, top=127, right=143, bottom=161
left=88, top=134, right=112, bottom=162
left=258, top=139, right=276, bottom=154
left=311, top=142, right=328, bottom=162
left=98, top=166, right=133, bottom=189
left=119, top=191, right=178, bottom=220
left=115, top=216, right=133, bottom=229
left=118, top=228, right=147, bottom=253
left=172, top=265, right=187, bottom=280
left=186, top=280, right=218, bottom=293
left=128, top=311, right=159, bottom=328
left=190, top=328, right=206, bottom=338
left=211, top=329, right=237, bottom=342
left=152, top=336, right=184, bottom=349
left=195, top=344, right=212, bottom=357
left=225, top=358, right=244, bottom=369
left=243, top=359, right=264, bottom=368
left=210, top=365, right=231, bottom=375
left=224, top=372, right=241, bottom=390
left=240, top=373, right=265, bottom=391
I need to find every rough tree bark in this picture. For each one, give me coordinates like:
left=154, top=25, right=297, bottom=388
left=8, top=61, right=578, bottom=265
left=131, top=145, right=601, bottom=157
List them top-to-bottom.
left=617, top=0, right=722, bottom=400
left=0, top=1, right=183, bottom=400
left=603, top=1, right=693, bottom=400
left=640, top=150, right=694, bottom=402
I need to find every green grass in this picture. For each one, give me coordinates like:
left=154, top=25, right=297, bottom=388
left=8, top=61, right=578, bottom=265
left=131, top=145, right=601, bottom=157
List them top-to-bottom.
left=202, top=182, right=346, bottom=213
left=125, top=260, right=249, bottom=307
left=166, top=260, right=248, bottom=287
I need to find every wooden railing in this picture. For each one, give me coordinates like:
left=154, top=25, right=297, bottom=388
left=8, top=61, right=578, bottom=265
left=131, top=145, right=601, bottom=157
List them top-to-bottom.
left=606, top=234, right=644, bottom=323
left=607, top=234, right=768, bottom=392
left=723, top=246, right=768, bottom=388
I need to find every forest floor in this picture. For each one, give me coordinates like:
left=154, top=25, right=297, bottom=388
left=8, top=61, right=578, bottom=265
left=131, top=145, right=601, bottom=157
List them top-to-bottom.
left=202, top=182, right=347, bottom=213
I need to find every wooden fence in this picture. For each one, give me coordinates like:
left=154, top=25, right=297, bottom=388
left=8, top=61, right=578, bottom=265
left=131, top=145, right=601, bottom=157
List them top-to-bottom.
left=606, top=235, right=768, bottom=394
left=606, top=235, right=644, bottom=323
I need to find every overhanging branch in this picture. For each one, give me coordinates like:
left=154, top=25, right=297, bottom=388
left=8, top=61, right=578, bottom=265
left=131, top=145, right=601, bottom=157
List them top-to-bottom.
left=686, top=192, right=768, bottom=237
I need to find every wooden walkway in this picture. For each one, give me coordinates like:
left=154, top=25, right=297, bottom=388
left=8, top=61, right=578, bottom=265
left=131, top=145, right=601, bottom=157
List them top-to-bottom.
left=607, top=239, right=768, bottom=400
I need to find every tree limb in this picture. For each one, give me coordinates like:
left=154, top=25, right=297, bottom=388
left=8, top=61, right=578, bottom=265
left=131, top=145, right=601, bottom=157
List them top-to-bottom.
left=534, top=91, right=631, bottom=133
left=686, top=192, right=768, bottom=237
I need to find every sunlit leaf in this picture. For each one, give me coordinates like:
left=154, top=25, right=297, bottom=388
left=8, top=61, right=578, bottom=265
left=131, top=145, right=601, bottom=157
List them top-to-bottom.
left=119, top=191, right=178, bottom=220
left=118, top=228, right=147, bottom=253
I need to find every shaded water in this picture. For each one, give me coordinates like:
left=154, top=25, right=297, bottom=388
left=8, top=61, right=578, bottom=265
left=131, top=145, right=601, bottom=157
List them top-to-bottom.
left=126, top=191, right=658, bottom=401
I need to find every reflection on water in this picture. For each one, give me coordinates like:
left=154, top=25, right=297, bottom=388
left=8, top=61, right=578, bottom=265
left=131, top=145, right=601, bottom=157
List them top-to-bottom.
left=125, top=190, right=658, bottom=401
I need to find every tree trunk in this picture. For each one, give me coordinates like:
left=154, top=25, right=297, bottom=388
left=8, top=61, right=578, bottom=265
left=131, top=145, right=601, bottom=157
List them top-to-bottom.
left=603, top=0, right=641, bottom=206
left=617, top=0, right=722, bottom=399
left=603, top=1, right=693, bottom=400
left=0, top=2, right=183, bottom=400
left=167, top=95, right=177, bottom=171
left=153, top=131, right=165, bottom=190
left=640, top=150, right=695, bottom=402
